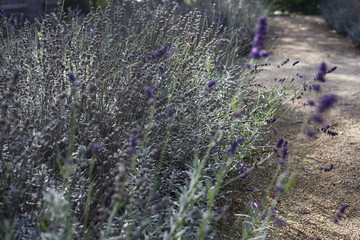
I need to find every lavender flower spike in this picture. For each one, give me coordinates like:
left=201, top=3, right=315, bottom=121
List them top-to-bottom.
left=249, top=17, right=268, bottom=58
left=292, top=60, right=300, bottom=66
left=315, top=62, right=327, bottom=82
left=327, top=66, right=337, bottom=74
left=66, top=72, right=79, bottom=86
left=205, top=80, right=216, bottom=91
left=311, top=84, right=321, bottom=92
left=144, top=86, right=155, bottom=99
left=317, top=94, right=338, bottom=113
left=128, top=134, right=138, bottom=155
left=227, top=136, right=244, bottom=157
left=276, top=138, right=284, bottom=148
left=91, top=142, right=101, bottom=155
left=339, top=204, right=349, bottom=214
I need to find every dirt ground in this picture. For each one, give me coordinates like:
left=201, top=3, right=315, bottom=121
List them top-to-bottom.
left=256, top=15, right=360, bottom=240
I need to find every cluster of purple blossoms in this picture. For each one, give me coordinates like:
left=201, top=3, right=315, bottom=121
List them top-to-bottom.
left=249, top=17, right=268, bottom=58
left=141, top=45, right=170, bottom=62
left=277, top=58, right=289, bottom=68
left=292, top=60, right=300, bottom=66
left=305, top=62, right=338, bottom=138
left=314, top=62, right=327, bottom=82
left=158, top=65, right=165, bottom=73
left=327, top=66, right=337, bottom=74
left=66, top=72, right=80, bottom=87
left=204, top=80, right=216, bottom=92
left=311, top=84, right=321, bottom=92
left=144, top=86, right=155, bottom=105
left=305, top=93, right=338, bottom=137
left=317, top=94, right=338, bottom=113
left=166, top=104, right=175, bottom=118
left=266, top=117, right=276, bottom=124
left=320, top=123, right=338, bottom=136
left=128, top=134, right=138, bottom=155
left=227, top=136, right=244, bottom=157
left=273, top=138, right=288, bottom=165
left=90, top=142, right=101, bottom=155
left=237, top=162, right=249, bottom=179
left=320, top=164, right=334, bottom=172
left=333, top=204, right=349, bottom=223
left=273, top=217, right=287, bottom=227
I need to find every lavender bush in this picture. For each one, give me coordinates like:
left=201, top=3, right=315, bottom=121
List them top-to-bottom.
left=0, top=0, right=341, bottom=239
left=320, top=0, right=360, bottom=46
left=0, top=1, right=285, bottom=239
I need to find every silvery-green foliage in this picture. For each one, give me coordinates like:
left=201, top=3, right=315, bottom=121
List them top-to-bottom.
left=0, top=0, right=281, bottom=239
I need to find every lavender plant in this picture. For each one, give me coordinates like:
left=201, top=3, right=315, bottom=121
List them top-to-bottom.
left=0, top=0, right=293, bottom=239
left=320, top=0, right=360, bottom=46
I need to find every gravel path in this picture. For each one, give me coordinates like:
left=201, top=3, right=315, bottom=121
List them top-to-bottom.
left=257, top=15, right=360, bottom=240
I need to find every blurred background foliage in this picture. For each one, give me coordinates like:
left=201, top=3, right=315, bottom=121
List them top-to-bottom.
left=63, top=0, right=358, bottom=45
left=64, top=0, right=320, bottom=15
left=64, top=0, right=109, bottom=13
left=268, top=0, right=320, bottom=14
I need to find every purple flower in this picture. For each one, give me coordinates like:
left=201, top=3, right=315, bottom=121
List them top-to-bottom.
left=249, top=17, right=268, bottom=58
left=152, top=45, right=170, bottom=58
left=249, top=47, right=261, bottom=58
left=259, top=50, right=269, bottom=57
left=280, top=58, right=289, bottom=66
left=292, top=60, right=300, bottom=66
left=315, top=62, right=327, bottom=82
left=244, top=63, right=251, bottom=68
left=159, top=65, right=165, bottom=73
left=327, top=66, right=337, bottom=74
left=66, top=72, right=79, bottom=87
left=296, top=73, right=303, bottom=78
left=205, top=80, right=216, bottom=91
left=311, top=84, right=321, bottom=92
left=144, top=86, right=155, bottom=99
left=317, top=94, right=338, bottom=113
left=306, top=100, right=316, bottom=106
left=166, top=104, right=175, bottom=117
left=310, top=113, right=324, bottom=123
left=266, top=117, right=276, bottom=123
left=321, top=124, right=332, bottom=132
left=305, top=129, right=316, bottom=138
left=327, top=130, right=338, bottom=136
left=128, top=135, right=138, bottom=155
left=227, top=136, right=244, bottom=157
left=276, top=138, right=284, bottom=148
left=91, top=143, right=101, bottom=155
left=279, top=145, right=288, bottom=160
left=237, top=162, right=249, bottom=179
left=320, top=164, right=333, bottom=172
left=275, top=185, right=284, bottom=193
left=333, top=204, right=348, bottom=223
left=339, top=204, right=348, bottom=214
left=273, top=217, right=287, bottom=227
